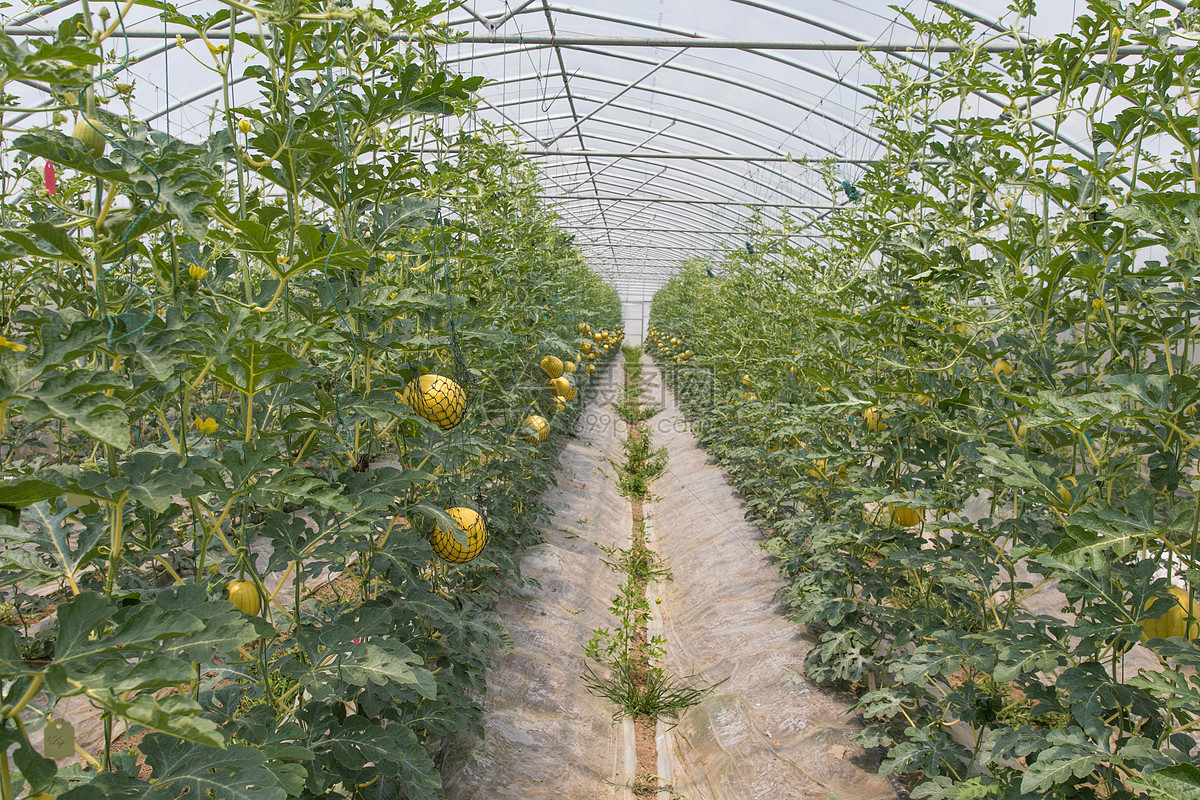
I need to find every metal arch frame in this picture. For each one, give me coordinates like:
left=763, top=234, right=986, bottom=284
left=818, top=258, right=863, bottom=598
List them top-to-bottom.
left=9, top=0, right=78, bottom=26
left=449, top=0, right=894, bottom=40
left=453, top=0, right=1065, bottom=50
left=534, top=0, right=622, bottom=269
left=721, top=0, right=1016, bottom=44
left=456, top=2, right=1103, bottom=166
left=459, top=2, right=917, bottom=110
left=8, top=4, right=1150, bottom=152
left=526, top=4, right=1101, bottom=164
left=11, top=25, right=913, bottom=279
left=458, top=39, right=880, bottom=143
left=441, top=40, right=878, bottom=196
left=445, top=40, right=1091, bottom=198
left=455, top=45, right=888, bottom=156
left=542, top=47, right=687, bottom=147
left=468, top=61, right=870, bottom=211
left=472, top=73, right=876, bottom=180
left=135, top=77, right=608, bottom=213
left=133, top=84, right=731, bottom=253
left=474, top=92, right=838, bottom=202
left=475, top=96, right=839, bottom=233
left=471, top=110, right=826, bottom=224
left=552, top=120, right=675, bottom=194
left=513, top=130, right=826, bottom=206
left=533, top=142, right=771, bottom=245
left=537, top=150, right=807, bottom=208
left=539, top=151, right=817, bottom=213
left=562, top=163, right=678, bottom=227
left=540, top=168, right=793, bottom=223
left=549, top=175, right=820, bottom=247
left=542, top=180, right=801, bottom=218
left=562, top=186, right=728, bottom=235
left=551, top=190, right=787, bottom=242
left=549, top=195, right=825, bottom=208
left=596, top=195, right=747, bottom=234
left=551, top=198, right=756, bottom=243
left=552, top=201, right=730, bottom=241
left=565, top=204, right=735, bottom=246
left=554, top=207, right=771, bottom=256
left=557, top=210, right=733, bottom=246
left=593, top=219, right=806, bottom=258
left=572, top=224, right=738, bottom=261
left=579, top=224, right=727, bottom=252
left=565, top=225, right=813, bottom=236
left=588, top=226, right=816, bottom=263
left=588, top=233, right=727, bottom=263
left=577, top=236, right=717, bottom=255
left=578, top=244, right=730, bottom=251
left=603, top=263, right=719, bottom=270
left=601, top=265, right=706, bottom=273
left=604, top=266, right=693, bottom=277
left=603, top=269, right=697, bottom=281
left=606, top=272, right=713, bottom=285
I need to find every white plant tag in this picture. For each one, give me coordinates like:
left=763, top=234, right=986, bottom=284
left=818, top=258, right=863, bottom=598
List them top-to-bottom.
left=43, top=718, right=75, bottom=760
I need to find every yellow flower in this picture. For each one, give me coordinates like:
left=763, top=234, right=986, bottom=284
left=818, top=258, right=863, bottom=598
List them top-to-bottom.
left=237, top=119, right=252, bottom=134
left=385, top=252, right=396, bottom=263
left=189, top=264, right=207, bottom=280
left=0, top=336, right=26, bottom=353
left=194, top=417, right=219, bottom=435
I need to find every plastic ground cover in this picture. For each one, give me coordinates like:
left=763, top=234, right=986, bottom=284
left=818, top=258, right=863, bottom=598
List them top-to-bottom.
left=445, top=354, right=895, bottom=798
left=442, top=356, right=636, bottom=799
left=642, top=357, right=896, bottom=800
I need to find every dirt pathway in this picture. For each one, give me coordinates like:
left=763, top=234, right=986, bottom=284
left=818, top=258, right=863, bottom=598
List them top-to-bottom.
left=445, top=353, right=895, bottom=800
left=443, top=356, right=635, bottom=800
left=642, top=357, right=896, bottom=800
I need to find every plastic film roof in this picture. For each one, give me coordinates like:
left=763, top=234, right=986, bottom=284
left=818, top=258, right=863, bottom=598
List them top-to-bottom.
left=3, top=0, right=1155, bottom=323
left=439, top=0, right=1091, bottom=322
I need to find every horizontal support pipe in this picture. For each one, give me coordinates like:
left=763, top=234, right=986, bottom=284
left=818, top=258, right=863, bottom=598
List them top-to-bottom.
left=0, top=28, right=1151, bottom=55
left=446, top=35, right=1152, bottom=55
left=427, top=148, right=929, bottom=164
left=545, top=195, right=834, bottom=207
left=563, top=226, right=812, bottom=235
left=580, top=244, right=729, bottom=250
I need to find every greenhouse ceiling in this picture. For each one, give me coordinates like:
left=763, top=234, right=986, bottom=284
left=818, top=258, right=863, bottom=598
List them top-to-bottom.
left=3, top=0, right=1187, bottom=317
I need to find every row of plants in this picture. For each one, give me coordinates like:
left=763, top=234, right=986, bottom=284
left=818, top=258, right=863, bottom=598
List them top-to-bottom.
left=0, top=1, right=620, bottom=798
left=649, top=2, right=1199, bottom=799
left=583, top=348, right=704, bottom=798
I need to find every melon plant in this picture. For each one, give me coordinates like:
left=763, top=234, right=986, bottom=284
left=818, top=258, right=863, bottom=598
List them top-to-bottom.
left=0, top=3, right=619, bottom=798
left=648, top=3, right=1200, bottom=798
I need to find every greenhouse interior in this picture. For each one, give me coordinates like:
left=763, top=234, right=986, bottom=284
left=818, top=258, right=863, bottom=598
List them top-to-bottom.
left=0, top=0, right=1199, bottom=797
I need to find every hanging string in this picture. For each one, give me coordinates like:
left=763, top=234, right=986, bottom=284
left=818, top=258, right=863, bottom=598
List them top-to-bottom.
left=92, top=0, right=158, bottom=344
left=162, top=8, right=169, bottom=140
left=320, top=20, right=361, bottom=450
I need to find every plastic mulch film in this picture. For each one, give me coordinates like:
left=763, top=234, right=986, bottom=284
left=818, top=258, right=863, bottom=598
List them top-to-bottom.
left=442, top=356, right=636, bottom=800
left=641, top=358, right=896, bottom=800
